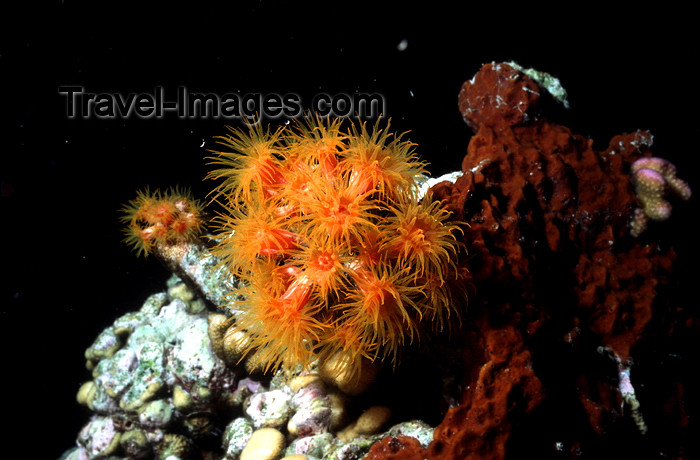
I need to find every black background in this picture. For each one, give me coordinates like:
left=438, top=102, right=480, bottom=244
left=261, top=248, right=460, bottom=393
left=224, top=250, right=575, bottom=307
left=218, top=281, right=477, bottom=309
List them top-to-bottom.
left=2, top=3, right=699, bottom=458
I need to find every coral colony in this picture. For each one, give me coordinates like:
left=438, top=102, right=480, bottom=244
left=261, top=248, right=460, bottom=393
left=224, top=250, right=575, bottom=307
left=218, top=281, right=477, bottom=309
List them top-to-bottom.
left=65, top=63, right=694, bottom=460
left=204, top=118, right=466, bottom=379
left=629, top=157, right=692, bottom=237
left=121, top=188, right=206, bottom=258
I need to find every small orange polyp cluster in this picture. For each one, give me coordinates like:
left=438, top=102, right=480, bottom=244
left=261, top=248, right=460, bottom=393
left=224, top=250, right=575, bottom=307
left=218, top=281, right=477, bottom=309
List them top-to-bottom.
left=208, top=117, right=465, bottom=377
left=121, top=188, right=205, bottom=256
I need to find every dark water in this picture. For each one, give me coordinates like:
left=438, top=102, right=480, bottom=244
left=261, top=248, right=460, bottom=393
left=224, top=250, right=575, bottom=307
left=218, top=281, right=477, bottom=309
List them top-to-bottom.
left=3, top=4, right=698, bottom=458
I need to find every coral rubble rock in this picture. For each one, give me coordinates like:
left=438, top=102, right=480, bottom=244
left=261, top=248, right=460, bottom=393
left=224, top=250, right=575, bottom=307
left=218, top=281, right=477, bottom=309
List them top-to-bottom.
left=65, top=275, right=436, bottom=460
left=69, top=277, right=238, bottom=458
left=245, top=388, right=294, bottom=429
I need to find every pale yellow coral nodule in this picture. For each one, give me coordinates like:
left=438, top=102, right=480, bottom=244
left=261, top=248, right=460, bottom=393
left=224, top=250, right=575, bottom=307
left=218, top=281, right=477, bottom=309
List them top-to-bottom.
left=630, top=156, right=691, bottom=236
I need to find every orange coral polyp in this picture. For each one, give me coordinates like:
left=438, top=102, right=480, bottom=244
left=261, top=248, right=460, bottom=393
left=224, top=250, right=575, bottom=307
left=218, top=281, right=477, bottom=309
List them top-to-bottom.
left=287, top=114, right=345, bottom=173
left=342, top=120, right=427, bottom=199
left=206, top=123, right=287, bottom=204
left=315, top=142, right=340, bottom=177
left=260, top=158, right=291, bottom=197
left=347, top=161, right=382, bottom=196
left=277, top=166, right=317, bottom=211
left=304, top=186, right=377, bottom=245
left=381, top=195, right=462, bottom=282
left=137, top=201, right=174, bottom=226
left=211, top=206, right=298, bottom=273
left=169, top=211, right=202, bottom=238
left=390, top=215, right=437, bottom=257
left=168, top=218, right=190, bottom=237
left=255, top=226, right=298, bottom=257
left=138, top=227, right=154, bottom=241
left=352, top=230, right=384, bottom=267
left=292, top=243, right=349, bottom=300
left=312, top=252, right=337, bottom=272
left=339, top=266, right=425, bottom=363
left=232, top=271, right=325, bottom=371
left=279, top=271, right=313, bottom=308
left=363, top=279, right=399, bottom=316
left=239, top=299, right=322, bottom=372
